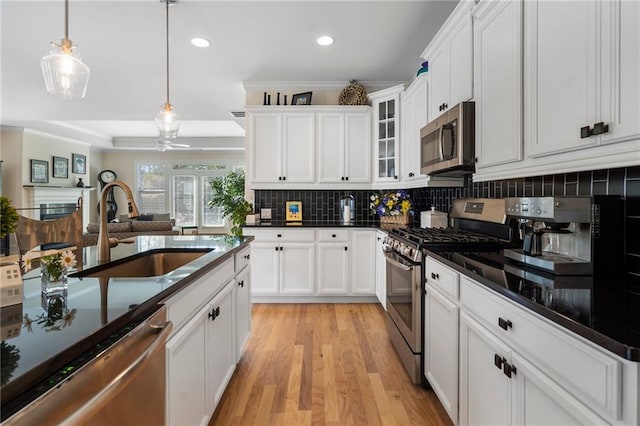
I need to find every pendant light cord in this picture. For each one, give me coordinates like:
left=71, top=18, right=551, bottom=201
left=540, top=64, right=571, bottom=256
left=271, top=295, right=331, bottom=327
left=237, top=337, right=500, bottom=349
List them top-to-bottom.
left=64, top=0, right=69, bottom=41
left=165, top=0, right=170, bottom=105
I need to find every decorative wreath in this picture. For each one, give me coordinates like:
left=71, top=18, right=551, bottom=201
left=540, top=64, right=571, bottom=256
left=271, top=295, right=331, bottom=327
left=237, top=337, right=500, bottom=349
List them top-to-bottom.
left=339, top=80, right=369, bottom=106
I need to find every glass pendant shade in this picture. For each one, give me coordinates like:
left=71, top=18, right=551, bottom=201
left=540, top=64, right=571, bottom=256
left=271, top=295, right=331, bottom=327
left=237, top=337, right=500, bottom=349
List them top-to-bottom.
left=41, top=41, right=90, bottom=100
left=155, top=103, right=180, bottom=139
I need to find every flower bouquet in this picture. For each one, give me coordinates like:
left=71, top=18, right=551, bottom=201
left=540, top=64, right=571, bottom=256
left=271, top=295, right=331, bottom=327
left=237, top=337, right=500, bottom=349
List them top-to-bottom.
left=369, top=190, right=413, bottom=227
left=23, top=250, right=77, bottom=292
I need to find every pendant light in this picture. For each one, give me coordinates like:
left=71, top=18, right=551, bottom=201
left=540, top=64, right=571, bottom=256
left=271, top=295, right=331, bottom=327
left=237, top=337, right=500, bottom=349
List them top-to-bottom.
left=41, top=0, right=90, bottom=99
left=155, top=0, right=180, bottom=140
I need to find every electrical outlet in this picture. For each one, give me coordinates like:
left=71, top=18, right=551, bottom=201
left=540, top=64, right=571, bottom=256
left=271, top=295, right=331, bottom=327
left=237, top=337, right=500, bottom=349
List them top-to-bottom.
left=260, top=208, right=272, bottom=220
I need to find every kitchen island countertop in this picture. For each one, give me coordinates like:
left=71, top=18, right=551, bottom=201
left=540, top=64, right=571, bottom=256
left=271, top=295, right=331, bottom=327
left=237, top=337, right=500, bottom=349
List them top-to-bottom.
left=0, top=234, right=253, bottom=418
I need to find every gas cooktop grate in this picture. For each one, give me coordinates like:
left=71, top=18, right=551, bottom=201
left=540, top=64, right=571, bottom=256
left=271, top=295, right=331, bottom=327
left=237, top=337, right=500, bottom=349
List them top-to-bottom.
left=391, top=227, right=505, bottom=252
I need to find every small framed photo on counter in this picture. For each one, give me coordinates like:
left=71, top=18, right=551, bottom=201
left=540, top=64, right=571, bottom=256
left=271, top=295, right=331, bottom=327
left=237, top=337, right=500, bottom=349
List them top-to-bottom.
left=286, top=201, right=302, bottom=222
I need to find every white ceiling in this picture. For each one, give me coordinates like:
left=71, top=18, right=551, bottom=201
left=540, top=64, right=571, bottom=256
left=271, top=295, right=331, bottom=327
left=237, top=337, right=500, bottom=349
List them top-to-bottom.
left=1, top=0, right=458, bottom=151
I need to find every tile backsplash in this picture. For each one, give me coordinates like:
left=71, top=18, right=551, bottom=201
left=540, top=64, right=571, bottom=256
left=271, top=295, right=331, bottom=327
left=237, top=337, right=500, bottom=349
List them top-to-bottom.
left=254, top=166, right=639, bottom=292
left=253, top=190, right=377, bottom=224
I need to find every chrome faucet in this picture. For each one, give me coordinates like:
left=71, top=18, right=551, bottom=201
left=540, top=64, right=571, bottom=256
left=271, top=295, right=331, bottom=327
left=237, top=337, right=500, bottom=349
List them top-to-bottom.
left=97, top=180, right=140, bottom=263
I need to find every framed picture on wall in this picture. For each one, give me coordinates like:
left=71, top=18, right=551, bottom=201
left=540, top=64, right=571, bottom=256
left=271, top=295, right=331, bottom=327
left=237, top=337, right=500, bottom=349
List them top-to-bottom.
left=72, top=153, right=86, bottom=174
left=52, top=156, right=68, bottom=178
left=30, top=159, right=49, bottom=183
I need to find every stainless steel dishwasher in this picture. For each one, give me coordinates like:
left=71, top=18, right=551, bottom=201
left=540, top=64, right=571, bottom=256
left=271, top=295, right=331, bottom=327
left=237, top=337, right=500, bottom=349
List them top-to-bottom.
left=3, top=306, right=172, bottom=425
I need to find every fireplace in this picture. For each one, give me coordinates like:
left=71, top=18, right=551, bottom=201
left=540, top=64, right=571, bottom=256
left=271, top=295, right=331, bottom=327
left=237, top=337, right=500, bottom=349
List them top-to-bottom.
left=40, top=203, right=78, bottom=221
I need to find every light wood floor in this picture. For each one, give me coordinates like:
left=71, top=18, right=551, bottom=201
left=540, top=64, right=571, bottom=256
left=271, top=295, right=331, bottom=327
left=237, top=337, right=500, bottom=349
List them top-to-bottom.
left=210, top=303, right=453, bottom=426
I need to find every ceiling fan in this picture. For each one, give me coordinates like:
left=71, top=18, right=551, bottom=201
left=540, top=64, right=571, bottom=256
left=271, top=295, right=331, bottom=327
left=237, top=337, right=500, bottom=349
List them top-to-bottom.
left=147, top=138, right=190, bottom=152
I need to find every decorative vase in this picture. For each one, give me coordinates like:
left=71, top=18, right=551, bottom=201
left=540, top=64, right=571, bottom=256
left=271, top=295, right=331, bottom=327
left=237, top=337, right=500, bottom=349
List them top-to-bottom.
left=76, top=178, right=85, bottom=188
left=41, top=266, right=68, bottom=293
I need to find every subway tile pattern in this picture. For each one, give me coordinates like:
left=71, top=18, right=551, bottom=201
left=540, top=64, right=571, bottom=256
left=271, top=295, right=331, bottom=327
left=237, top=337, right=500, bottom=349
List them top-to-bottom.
left=255, top=166, right=640, bottom=288
left=253, top=190, right=379, bottom=224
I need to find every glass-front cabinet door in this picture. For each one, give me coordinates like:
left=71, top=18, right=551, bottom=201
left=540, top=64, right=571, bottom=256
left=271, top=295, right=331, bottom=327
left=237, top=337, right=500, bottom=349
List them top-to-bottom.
left=370, top=85, right=404, bottom=184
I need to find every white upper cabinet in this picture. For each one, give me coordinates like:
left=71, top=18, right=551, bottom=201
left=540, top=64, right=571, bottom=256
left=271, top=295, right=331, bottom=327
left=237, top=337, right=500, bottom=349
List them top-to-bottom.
left=422, top=0, right=474, bottom=120
left=473, top=0, right=523, bottom=170
left=524, top=0, right=640, bottom=159
left=401, top=76, right=428, bottom=184
left=370, top=85, right=403, bottom=183
left=248, top=106, right=371, bottom=189
left=248, top=110, right=314, bottom=185
left=317, top=111, right=371, bottom=184
left=249, top=112, right=281, bottom=184
left=283, top=113, right=315, bottom=183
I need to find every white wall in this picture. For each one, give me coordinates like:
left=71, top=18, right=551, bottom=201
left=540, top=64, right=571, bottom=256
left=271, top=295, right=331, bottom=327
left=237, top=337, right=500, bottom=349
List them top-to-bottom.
left=0, top=127, right=92, bottom=214
left=0, top=127, right=24, bottom=207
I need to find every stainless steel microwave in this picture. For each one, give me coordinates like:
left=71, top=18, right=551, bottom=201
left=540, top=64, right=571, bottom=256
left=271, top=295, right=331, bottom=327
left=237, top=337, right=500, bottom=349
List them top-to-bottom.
left=420, top=101, right=475, bottom=176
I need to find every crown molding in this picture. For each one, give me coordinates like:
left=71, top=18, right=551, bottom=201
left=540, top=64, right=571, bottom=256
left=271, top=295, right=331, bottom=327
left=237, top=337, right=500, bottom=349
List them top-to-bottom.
left=242, top=80, right=408, bottom=92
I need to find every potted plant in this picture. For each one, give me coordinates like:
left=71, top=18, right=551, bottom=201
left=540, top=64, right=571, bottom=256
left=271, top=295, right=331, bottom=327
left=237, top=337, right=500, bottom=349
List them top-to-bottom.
left=208, top=170, right=253, bottom=237
left=1, top=196, right=19, bottom=256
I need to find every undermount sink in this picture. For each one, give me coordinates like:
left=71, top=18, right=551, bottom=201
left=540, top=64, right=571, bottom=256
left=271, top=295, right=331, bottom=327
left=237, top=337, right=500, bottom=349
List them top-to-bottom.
left=73, top=249, right=212, bottom=278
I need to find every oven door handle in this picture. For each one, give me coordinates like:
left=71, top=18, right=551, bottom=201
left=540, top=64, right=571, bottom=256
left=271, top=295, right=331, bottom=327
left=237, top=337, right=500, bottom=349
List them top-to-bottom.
left=383, top=251, right=414, bottom=271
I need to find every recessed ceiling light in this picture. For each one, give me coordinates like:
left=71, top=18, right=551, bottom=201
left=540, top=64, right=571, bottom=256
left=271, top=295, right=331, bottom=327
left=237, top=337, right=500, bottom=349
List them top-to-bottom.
left=316, top=35, right=334, bottom=46
left=190, top=37, right=210, bottom=48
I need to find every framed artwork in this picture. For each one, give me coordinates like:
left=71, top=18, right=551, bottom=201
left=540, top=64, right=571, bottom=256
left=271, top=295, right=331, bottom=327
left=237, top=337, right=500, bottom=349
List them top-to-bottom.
left=291, top=91, right=312, bottom=106
left=72, top=153, right=86, bottom=174
left=52, top=156, right=68, bottom=178
left=30, top=159, right=49, bottom=183
left=286, top=201, right=302, bottom=222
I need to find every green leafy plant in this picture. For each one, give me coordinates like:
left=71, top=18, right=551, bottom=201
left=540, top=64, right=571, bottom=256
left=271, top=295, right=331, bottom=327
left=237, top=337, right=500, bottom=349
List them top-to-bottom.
left=208, top=170, right=253, bottom=236
left=0, top=196, right=19, bottom=238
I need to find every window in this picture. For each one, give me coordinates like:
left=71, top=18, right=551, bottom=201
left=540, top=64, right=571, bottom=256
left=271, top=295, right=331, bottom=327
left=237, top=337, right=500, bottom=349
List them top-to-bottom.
left=136, top=161, right=235, bottom=228
left=137, top=164, right=167, bottom=213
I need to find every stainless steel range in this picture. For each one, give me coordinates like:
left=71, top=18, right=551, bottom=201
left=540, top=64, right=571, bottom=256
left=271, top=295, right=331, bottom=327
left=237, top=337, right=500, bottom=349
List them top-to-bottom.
left=383, top=198, right=516, bottom=384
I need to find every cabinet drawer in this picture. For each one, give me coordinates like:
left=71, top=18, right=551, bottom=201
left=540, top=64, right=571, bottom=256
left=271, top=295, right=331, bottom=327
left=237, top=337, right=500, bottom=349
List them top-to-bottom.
left=244, top=229, right=315, bottom=242
left=317, top=229, right=349, bottom=242
left=234, top=246, right=251, bottom=273
left=426, top=257, right=460, bottom=300
left=165, top=258, right=235, bottom=335
left=460, top=276, right=621, bottom=420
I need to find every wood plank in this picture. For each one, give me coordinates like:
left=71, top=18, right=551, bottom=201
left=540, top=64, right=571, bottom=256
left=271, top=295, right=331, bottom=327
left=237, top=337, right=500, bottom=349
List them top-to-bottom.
left=210, top=304, right=453, bottom=426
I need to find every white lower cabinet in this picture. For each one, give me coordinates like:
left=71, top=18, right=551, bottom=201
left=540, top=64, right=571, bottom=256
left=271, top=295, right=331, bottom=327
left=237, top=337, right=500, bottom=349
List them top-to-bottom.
left=245, top=228, right=378, bottom=298
left=350, top=230, right=376, bottom=295
left=374, top=230, right=387, bottom=308
left=249, top=243, right=280, bottom=294
left=250, top=243, right=315, bottom=295
left=316, top=243, right=349, bottom=294
left=280, top=244, right=315, bottom=294
left=164, top=247, right=253, bottom=426
left=424, top=256, right=637, bottom=426
left=235, top=266, right=251, bottom=360
left=166, top=282, right=235, bottom=426
left=424, top=286, right=459, bottom=424
left=459, top=312, right=511, bottom=426
left=460, top=312, right=606, bottom=426
left=511, top=352, right=608, bottom=425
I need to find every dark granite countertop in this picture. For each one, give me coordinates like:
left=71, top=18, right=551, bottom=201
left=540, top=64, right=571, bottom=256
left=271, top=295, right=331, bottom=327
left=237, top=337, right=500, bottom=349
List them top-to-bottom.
left=243, top=221, right=383, bottom=229
left=0, top=235, right=253, bottom=418
left=427, top=250, right=639, bottom=362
